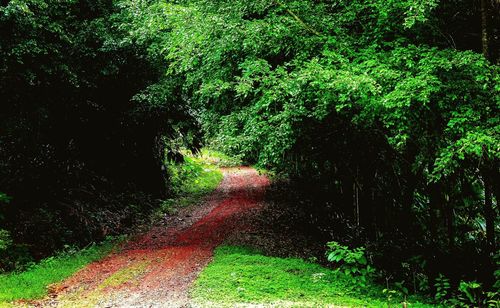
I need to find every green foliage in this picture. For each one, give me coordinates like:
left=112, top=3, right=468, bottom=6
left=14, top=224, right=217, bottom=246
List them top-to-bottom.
left=0, top=0, right=202, bottom=266
left=0, top=0, right=498, bottom=304
left=132, top=0, right=500, bottom=296
left=147, top=0, right=498, bottom=181
left=400, top=0, right=440, bottom=28
left=200, top=149, right=242, bottom=167
left=157, top=150, right=223, bottom=215
left=167, top=152, right=223, bottom=197
left=0, top=193, right=11, bottom=204
left=0, top=194, right=11, bottom=254
left=0, top=230, right=12, bottom=252
left=0, top=238, right=120, bottom=302
left=326, top=241, right=374, bottom=286
left=191, top=246, right=434, bottom=307
left=494, top=253, right=500, bottom=290
left=396, top=256, right=430, bottom=294
left=431, top=270, right=500, bottom=307
left=434, top=274, right=451, bottom=303
left=433, top=275, right=494, bottom=307
left=456, top=281, right=482, bottom=306
left=382, top=288, right=399, bottom=307
left=485, top=291, right=500, bottom=308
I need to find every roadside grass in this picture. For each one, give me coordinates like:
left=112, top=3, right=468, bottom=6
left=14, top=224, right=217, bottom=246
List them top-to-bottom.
left=157, top=151, right=224, bottom=216
left=174, top=154, right=224, bottom=197
left=0, top=238, right=120, bottom=303
left=191, top=246, right=435, bottom=308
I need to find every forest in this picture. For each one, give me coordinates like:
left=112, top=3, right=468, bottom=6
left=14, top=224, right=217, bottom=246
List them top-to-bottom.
left=0, top=0, right=499, bottom=307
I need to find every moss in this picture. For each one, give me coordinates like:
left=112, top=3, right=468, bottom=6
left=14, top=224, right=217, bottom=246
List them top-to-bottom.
left=97, top=260, right=150, bottom=290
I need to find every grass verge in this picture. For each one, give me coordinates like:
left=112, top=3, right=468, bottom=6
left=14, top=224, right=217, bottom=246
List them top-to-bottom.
left=157, top=151, right=224, bottom=215
left=0, top=238, right=120, bottom=303
left=191, top=246, right=435, bottom=308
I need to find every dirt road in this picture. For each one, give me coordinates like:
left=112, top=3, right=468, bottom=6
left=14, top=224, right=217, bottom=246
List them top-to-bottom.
left=34, top=167, right=269, bottom=307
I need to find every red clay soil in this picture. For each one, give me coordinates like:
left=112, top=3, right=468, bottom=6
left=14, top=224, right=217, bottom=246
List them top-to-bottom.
left=32, top=167, right=269, bottom=307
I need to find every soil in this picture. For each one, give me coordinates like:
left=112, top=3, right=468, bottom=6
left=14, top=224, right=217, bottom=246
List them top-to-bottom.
left=28, top=167, right=269, bottom=308
left=224, top=181, right=331, bottom=263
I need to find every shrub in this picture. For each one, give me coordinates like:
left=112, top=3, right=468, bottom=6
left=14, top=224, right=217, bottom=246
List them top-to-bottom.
left=0, top=229, right=12, bottom=252
left=326, top=241, right=374, bottom=286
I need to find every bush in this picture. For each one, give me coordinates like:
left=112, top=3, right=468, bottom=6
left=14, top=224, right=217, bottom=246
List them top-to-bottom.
left=0, top=229, right=12, bottom=252
left=326, top=241, right=374, bottom=287
left=433, top=273, right=500, bottom=307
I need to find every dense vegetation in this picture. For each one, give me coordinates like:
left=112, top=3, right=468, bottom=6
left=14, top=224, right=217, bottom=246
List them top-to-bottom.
left=0, top=0, right=498, bottom=305
left=0, top=0, right=200, bottom=268
left=145, top=0, right=498, bottom=302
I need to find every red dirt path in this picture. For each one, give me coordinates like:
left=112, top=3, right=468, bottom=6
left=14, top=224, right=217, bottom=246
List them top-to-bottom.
left=34, top=167, right=269, bottom=307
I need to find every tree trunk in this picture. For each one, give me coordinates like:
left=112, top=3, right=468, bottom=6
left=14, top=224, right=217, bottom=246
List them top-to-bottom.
left=481, top=0, right=490, bottom=59
left=493, top=162, right=500, bottom=211
left=483, top=171, right=496, bottom=256
left=354, top=181, right=360, bottom=227
left=429, top=182, right=441, bottom=244
left=444, top=193, right=455, bottom=249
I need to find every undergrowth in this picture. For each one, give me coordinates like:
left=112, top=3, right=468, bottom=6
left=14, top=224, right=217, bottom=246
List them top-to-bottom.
left=200, top=148, right=242, bottom=167
left=155, top=150, right=223, bottom=217
left=191, top=246, right=435, bottom=308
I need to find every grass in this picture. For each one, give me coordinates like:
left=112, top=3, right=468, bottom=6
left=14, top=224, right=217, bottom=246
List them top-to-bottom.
left=200, top=148, right=242, bottom=167
left=158, top=151, right=224, bottom=214
left=175, top=155, right=224, bottom=197
left=0, top=238, right=120, bottom=304
left=191, top=246, right=435, bottom=308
